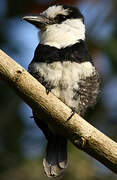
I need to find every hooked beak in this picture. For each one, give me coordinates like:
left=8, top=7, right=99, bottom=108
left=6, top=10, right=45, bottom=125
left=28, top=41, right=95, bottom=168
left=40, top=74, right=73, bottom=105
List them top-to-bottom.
left=23, top=15, right=53, bottom=30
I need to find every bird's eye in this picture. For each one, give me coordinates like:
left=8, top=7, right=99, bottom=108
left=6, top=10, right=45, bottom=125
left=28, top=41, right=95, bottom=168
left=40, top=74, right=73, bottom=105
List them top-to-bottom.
left=56, top=14, right=67, bottom=22
left=59, top=14, right=67, bottom=20
left=61, top=15, right=67, bottom=20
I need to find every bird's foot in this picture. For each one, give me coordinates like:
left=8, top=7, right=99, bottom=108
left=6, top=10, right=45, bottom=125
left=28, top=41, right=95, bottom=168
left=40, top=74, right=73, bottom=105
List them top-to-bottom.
left=45, top=83, right=52, bottom=95
left=66, top=107, right=76, bottom=121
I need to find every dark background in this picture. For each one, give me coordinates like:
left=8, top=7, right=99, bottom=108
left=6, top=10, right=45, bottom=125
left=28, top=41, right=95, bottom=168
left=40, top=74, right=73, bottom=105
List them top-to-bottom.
left=0, top=0, right=117, bottom=179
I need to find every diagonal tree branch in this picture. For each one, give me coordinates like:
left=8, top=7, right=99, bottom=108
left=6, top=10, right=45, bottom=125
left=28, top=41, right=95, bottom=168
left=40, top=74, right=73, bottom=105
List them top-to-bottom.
left=0, top=49, right=117, bottom=174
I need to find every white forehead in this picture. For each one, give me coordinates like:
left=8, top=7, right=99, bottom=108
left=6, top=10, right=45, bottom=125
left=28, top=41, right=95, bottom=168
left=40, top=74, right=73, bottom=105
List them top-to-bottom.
left=42, top=5, right=69, bottom=18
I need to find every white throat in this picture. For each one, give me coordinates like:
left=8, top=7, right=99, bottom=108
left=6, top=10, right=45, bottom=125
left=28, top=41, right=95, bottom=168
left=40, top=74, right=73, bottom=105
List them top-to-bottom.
left=39, top=19, right=85, bottom=49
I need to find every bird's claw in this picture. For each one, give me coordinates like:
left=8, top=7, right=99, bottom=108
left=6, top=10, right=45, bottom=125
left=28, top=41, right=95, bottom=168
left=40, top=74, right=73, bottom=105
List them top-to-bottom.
left=45, top=84, right=52, bottom=95
left=66, top=108, right=76, bottom=121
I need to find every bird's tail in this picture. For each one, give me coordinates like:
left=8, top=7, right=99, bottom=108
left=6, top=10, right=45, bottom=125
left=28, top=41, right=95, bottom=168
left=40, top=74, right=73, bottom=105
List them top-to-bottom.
left=43, top=135, right=68, bottom=177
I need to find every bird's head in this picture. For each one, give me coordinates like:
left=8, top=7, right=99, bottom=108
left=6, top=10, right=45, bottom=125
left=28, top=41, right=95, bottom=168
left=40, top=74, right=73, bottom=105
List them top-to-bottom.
left=23, top=5, right=85, bottom=49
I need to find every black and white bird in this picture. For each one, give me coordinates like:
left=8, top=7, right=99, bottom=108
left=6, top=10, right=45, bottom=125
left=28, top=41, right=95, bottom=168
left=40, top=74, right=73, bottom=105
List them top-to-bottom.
left=23, top=4, right=100, bottom=177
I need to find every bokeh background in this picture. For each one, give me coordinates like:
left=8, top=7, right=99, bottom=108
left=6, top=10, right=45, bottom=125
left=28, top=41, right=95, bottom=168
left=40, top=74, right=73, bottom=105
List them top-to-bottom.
left=0, top=0, right=117, bottom=179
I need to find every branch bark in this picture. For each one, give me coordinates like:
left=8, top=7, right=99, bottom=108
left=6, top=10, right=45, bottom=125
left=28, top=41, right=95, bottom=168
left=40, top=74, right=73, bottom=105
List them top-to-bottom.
left=0, top=49, right=117, bottom=174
